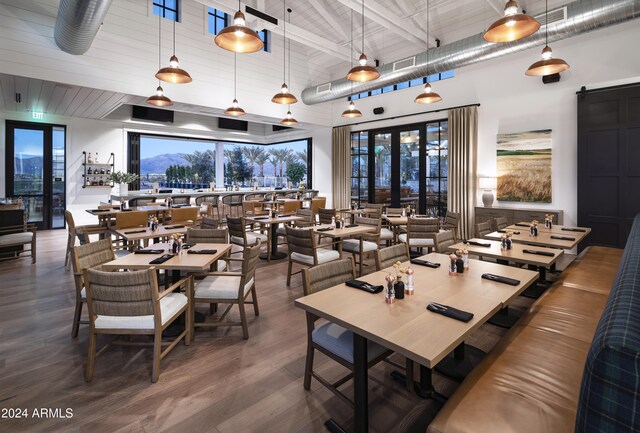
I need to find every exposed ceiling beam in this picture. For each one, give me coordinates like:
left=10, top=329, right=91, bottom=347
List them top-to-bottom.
left=192, top=0, right=351, bottom=62
left=307, top=0, right=349, bottom=41
left=336, top=0, right=436, bottom=48
left=394, top=0, right=415, bottom=17
left=486, top=0, right=505, bottom=16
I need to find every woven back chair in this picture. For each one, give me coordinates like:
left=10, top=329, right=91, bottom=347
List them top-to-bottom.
left=243, top=192, right=264, bottom=201
left=195, top=194, right=221, bottom=222
left=222, top=194, right=244, bottom=219
left=169, top=195, right=191, bottom=205
left=128, top=196, right=156, bottom=207
left=311, top=197, right=327, bottom=213
left=281, top=200, right=301, bottom=214
left=242, top=201, right=260, bottom=216
left=362, top=203, right=383, bottom=218
left=169, top=207, right=198, bottom=225
left=385, top=207, right=404, bottom=216
left=295, top=208, right=314, bottom=227
left=318, top=208, right=336, bottom=225
left=65, top=210, right=107, bottom=270
left=115, top=211, right=147, bottom=230
left=443, top=211, right=460, bottom=239
left=227, top=215, right=267, bottom=249
left=200, top=216, right=219, bottom=229
left=342, top=216, right=381, bottom=276
left=399, top=217, right=439, bottom=254
left=495, top=217, right=508, bottom=230
left=475, top=221, right=492, bottom=238
left=285, top=225, right=340, bottom=286
left=186, top=228, right=228, bottom=244
left=434, top=230, right=456, bottom=254
left=70, top=239, right=115, bottom=337
left=191, top=241, right=261, bottom=339
left=375, top=243, right=410, bottom=271
left=301, top=257, right=391, bottom=405
left=83, top=267, right=192, bottom=382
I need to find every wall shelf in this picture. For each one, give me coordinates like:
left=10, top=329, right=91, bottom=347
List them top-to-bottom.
left=82, top=151, right=114, bottom=188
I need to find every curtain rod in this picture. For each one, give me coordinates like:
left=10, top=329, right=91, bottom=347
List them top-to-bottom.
left=577, top=83, right=640, bottom=97
left=336, top=103, right=481, bottom=128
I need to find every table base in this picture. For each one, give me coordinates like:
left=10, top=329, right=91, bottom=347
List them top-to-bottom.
left=259, top=251, right=288, bottom=260
left=521, top=282, right=549, bottom=299
left=488, top=305, right=522, bottom=328
left=434, top=343, right=486, bottom=382
left=390, top=367, right=448, bottom=403
left=324, top=419, right=347, bottom=433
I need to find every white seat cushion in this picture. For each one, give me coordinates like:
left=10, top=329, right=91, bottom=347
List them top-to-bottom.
left=380, top=228, right=394, bottom=240
left=0, top=232, right=33, bottom=246
left=231, top=232, right=267, bottom=246
left=398, top=234, right=434, bottom=247
left=342, top=239, right=378, bottom=253
left=291, top=248, right=340, bottom=265
left=217, top=260, right=227, bottom=271
left=195, top=275, right=255, bottom=300
left=81, top=287, right=86, bottom=299
left=94, top=293, right=187, bottom=330
left=312, top=322, right=389, bottom=364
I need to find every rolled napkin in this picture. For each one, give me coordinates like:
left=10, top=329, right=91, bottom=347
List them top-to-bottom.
left=171, top=204, right=187, bottom=208
left=90, top=209, right=109, bottom=212
left=121, top=209, right=133, bottom=212
left=277, top=214, right=290, bottom=218
left=253, top=216, right=269, bottom=220
left=515, top=223, right=530, bottom=227
left=344, top=224, right=359, bottom=228
left=164, top=225, right=185, bottom=229
left=316, top=227, right=333, bottom=232
left=562, top=228, right=586, bottom=232
left=124, top=229, right=146, bottom=234
left=498, top=230, right=520, bottom=234
left=551, top=235, right=575, bottom=241
left=464, top=240, right=491, bottom=247
left=181, top=243, right=192, bottom=249
left=134, top=249, right=164, bottom=254
left=187, top=249, right=218, bottom=254
left=523, top=249, right=555, bottom=257
left=149, top=254, right=174, bottom=264
left=410, top=258, right=441, bottom=268
left=481, top=273, right=520, bottom=286
left=346, top=279, right=383, bottom=294
left=427, top=303, right=474, bottom=322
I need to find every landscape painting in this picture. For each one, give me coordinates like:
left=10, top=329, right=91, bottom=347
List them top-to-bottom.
left=496, top=129, right=551, bottom=203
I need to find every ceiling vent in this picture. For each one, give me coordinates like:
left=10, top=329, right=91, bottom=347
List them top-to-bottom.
left=535, top=6, right=567, bottom=26
left=393, top=57, right=416, bottom=72
left=316, top=83, right=332, bottom=94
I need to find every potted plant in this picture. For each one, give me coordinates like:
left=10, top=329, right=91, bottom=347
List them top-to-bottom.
left=109, top=171, right=139, bottom=196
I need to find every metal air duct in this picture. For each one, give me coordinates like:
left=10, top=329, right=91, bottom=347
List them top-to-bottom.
left=54, top=0, right=114, bottom=55
left=301, top=0, right=640, bottom=105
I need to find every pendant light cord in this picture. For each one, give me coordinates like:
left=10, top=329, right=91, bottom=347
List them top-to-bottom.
left=361, top=0, right=365, bottom=55
left=426, top=0, right=430, bottom=77
left=545, top=0, right=548, bottom=46
left=283, top=1, right=286, bottom=83
left=287, top=8, right=292, bottom=88
left=350, top=9, right=354, bottom=95
left=158, top=13, right=162, bottom=85
left=172, top=20, right=176, bottom=55
left=234, top=53, right=237, bottom=99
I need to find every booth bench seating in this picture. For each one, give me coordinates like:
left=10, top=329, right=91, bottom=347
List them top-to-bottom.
left=427, top=216, right=640, bottom=433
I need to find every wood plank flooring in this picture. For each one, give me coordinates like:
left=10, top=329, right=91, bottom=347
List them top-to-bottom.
left=0, top=230, right=568, bottom=433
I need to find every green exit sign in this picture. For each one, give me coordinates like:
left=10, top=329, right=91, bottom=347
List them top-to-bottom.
left=32, top=111, right=44, bottom=120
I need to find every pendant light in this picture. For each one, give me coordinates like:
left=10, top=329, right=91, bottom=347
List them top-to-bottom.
left=215, top=0, right=264, bottom=53
left=346, top=0, right=380, bottom=82
left=415, top=0, right=441, bottom=104
left=525, top=0, right=570, bottom=76
left=484, top=1, right=540, bottom=43
left=272, top=5, right=297, bottom=104
left=342, top=10, right=362, bottom=118
left=147, top=14, right=173, bottom=107
left=155, top=20, right=192, bottom=83
left=225, top=53, right=246, bottom=116
left=280, top=107, right=298, bottom=126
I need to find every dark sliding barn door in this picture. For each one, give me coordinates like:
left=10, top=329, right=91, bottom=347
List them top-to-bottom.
left=577, top=83, right=640, bottom=249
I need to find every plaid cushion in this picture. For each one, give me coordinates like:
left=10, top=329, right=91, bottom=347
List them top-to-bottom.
left=575, top=216, right=640, bottom=433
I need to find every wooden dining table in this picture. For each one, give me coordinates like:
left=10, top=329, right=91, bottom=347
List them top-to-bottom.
left=244, top=214, right=303, bottom=261
left=505, top=222, right=592, bottom=237
left=312, top=224, right=376, bottom=275
left=484, top=229, right=584, bottom=250
left=295, top=252, right=538, bottom=433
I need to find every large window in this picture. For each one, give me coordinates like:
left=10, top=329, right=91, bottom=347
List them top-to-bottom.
left=153, top=0, right=179, bottom=21
left=207, top=7, right=227, bottom=35
left=426, top=120, right=448, bottom=216
left=350, top=132, right=368, bottom=203
left=134, top=135, right=311, bottom=190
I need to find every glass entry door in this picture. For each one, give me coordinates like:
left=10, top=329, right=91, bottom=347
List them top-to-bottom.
left=5, top=121, right=66, bottom=230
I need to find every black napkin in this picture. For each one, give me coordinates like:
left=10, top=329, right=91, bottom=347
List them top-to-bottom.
left=303, top=197, right=313, bottom=201
left=171, top=204, right=187, bottom=208
left=90, top=209, right=109, bottom=212
left=121, top=209, right=132, bottom=212
left=277, top=214, right=290, bottom=217
left=253, top=216, right=269, bottom=220
left=515, top=223, right=530, bottom=227
left=344, top=224, right=359, bottom=228
left=164, top=225, right=185, bottom=229
left=316, top=227, right=333, bottom=232
left=562, top=228, right=586, bottom=232
left=124, top=229, right=146, bottom=234
left=498, top=230, right=520, bottom=234
left=551, top=235, right=575, bottom=241
left=464, top=240, right=491, bottom=247
left=181, top=243, right=192, bottom=249
left=134, top=249, right=164, bottom=254
left=187, top=249, right=218, bottom=254
left=523, top=249, right=555, bottom=257
left=149, top=254, right=174, bottom=264
left=410, top=258, right=441, bottom=268
left=481, top=273, right=520, bottom=286
left=346, top=279, right=383, bottom=294
left=427, top=303, right=474, bottom=322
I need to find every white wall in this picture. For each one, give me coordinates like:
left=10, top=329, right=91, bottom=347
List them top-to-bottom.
left=326, top=19, right=640, bottom=226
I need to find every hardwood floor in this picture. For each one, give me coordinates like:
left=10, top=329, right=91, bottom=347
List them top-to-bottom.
left=0, top=230, right=566, bottom=433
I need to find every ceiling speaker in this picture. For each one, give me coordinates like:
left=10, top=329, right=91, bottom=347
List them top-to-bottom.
left=542, top=73, right=561, bottom=84
left=373, top=107, right=384, bottom=115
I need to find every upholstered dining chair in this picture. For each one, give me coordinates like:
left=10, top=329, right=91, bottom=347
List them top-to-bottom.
left=221, top=193, right=244, bottom=220
left=195, top=194, right=221, bottom=223
left=169, top=195, right=191, bottom=205
left=128, top=196, right=156, bottom=207
left=362, top=203, right=383, bottom=218
left=169, top=207, right=198, bottom=225
left=317, top=208, right=336, bottom=225
left=65, top=210, right=107, bottom=270
left=114, top=210, right=148, bottom=250
left=443, top=211, right=461, bottom=240
left=226, top=215, right=267, bottom=253
left=200, top=216, right=219, bottom=229
left=341, top=216, right=381, bottom=276
left=398, top=217, right=439, bottom=255
left=495, top=217, right=508, bottom=231
left=475, top=221, right=492, bottom=238
left=285, top=225, right=340, bottom=286
left=185, top=228, right=229, bottom=272
left=434, top=230, right=456, bottom=254
left=69, top=238, right=116, bottom=337
left=190, top=241, right=261, bottom=340
left=375, top=243, right=410, bottom=271
left=301, top=258, right=392, bottom=405
left=83, top=268, right=192, bottom=383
